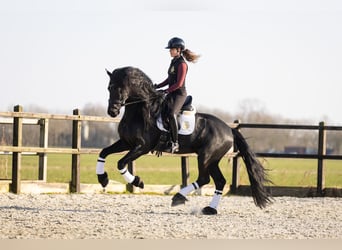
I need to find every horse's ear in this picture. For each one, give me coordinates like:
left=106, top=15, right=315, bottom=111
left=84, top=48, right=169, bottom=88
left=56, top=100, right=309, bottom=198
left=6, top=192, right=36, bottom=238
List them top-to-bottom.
left=105, top=69, right=112, bottom=77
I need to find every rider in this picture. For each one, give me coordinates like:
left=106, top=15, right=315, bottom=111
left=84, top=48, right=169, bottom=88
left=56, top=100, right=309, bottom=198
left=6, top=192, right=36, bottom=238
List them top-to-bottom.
left=154, top=37, right=200, bottom=153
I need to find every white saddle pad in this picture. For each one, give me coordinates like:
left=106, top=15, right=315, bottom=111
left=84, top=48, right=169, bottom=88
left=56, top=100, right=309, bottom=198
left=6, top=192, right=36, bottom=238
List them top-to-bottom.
left=157, top=109, right=196, bottom=135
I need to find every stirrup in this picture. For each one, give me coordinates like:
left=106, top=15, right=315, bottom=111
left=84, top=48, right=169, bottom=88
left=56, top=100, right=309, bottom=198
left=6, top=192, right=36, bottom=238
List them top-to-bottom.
left=171, top=142, right=179, bottom=153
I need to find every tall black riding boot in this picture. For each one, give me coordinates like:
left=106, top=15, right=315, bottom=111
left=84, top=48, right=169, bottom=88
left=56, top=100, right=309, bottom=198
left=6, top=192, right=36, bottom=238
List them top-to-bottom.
left=168, top=114, right=179, bottom=153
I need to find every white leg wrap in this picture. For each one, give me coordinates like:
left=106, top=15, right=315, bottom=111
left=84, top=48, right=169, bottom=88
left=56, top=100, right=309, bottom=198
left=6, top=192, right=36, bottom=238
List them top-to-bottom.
left=96, top=157, right=105, bottom=175
left=119, top=167, right=135, bottom=183
left=179, top=182, right=199, bottom=197
left=209, top=190, right=223, bottom=209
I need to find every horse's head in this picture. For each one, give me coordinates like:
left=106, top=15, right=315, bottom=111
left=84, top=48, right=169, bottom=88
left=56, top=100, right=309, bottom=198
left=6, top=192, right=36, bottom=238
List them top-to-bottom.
left=106, top=67, right=157, bottom=118
left=106, top=68, right=129, bottom=117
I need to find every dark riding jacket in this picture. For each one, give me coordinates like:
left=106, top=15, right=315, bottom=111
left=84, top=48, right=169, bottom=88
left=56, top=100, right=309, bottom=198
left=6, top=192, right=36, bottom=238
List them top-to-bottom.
left=157, top=56, right=188, bottom=95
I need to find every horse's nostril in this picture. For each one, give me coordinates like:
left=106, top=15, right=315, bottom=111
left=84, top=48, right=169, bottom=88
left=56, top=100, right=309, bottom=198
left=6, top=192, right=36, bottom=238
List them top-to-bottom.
left=107, top=106, right=119, bottom=117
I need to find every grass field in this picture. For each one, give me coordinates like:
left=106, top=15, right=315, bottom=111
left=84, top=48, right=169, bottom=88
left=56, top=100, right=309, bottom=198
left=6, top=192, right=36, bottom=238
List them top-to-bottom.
left=1, top=153, right=342, bottom=188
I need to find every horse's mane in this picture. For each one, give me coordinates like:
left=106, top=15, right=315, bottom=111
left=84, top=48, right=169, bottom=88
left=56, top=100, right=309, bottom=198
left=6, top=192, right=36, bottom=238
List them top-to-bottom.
left=117, top=67, right=165, bottom=128
left=122, top=67, right=153, bottom=87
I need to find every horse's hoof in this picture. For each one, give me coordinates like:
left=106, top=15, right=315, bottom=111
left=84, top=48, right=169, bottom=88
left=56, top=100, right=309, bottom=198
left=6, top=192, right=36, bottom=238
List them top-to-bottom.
left=97, top=172, right=109, bottom=188
left=132, top=176, right=144, bottom=189
left=171, top=193, right=188, bottom=207
left=201, top=206, right=218, bottom=215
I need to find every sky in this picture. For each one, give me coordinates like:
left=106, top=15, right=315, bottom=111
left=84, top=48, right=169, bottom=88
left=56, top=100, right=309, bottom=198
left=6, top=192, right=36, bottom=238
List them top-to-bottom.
left=1, top=0, right=342, bottom=124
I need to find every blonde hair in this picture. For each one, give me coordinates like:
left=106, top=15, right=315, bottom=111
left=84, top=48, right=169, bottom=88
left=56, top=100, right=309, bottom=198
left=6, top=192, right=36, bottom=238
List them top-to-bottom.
left=182, top=49, right=200, bottom=63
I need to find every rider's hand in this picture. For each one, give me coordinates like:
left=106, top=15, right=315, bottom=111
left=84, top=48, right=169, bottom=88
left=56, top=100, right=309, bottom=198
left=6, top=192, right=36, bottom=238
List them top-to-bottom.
left=157, top=89, right=168, bottom=95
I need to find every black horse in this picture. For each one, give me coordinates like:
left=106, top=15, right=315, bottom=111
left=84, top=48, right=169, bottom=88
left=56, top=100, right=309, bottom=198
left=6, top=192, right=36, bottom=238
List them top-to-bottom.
left=96, top=66, right=272, bottom=215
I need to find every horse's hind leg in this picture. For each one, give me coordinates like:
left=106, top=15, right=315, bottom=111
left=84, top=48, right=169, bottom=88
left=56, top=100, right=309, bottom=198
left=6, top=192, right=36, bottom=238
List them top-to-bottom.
left=171, top=154, right=210, bottom=207
left=202, top=161, right=226, bottom=215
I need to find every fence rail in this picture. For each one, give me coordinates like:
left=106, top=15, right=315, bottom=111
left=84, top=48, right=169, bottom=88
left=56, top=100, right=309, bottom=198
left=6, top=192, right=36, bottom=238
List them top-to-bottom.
left=0, top=105, right=205, bottom=193
left=1, top=105, right=342, bottom=195
left=232, top=121, right=342, bottom=195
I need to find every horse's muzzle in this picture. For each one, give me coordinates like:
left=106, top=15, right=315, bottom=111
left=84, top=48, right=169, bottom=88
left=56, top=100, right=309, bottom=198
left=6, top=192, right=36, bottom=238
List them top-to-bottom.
left=107, top=101, right=121, bottom=117
left=107, top=105, right=120, bottom=117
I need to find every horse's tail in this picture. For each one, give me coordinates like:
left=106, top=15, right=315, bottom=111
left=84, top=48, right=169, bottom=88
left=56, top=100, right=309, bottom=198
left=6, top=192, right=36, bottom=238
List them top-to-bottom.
left=232, top=128, right=273, bottom=208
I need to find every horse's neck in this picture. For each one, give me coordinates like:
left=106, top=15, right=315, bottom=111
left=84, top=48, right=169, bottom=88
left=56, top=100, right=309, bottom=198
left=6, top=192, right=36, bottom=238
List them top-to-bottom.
left=150, top=95, right=164, bottom=118
left=122, top=96, right=162, bottom=127
left=123, top=104, right=143, bottom=119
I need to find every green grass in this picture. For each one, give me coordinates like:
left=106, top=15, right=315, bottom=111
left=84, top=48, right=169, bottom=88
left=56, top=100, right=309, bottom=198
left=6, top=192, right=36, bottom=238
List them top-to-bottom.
left=1, top=154, right=342, bottom=188
left=238, top=158, right=342, bottom=188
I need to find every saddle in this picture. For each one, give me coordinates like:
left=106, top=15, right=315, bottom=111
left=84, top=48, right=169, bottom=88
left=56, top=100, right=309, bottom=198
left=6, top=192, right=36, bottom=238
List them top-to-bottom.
left=154, top=95, right=196, bottom=154
left=157, top=95, right=196, bottom=134
left=181, top=95, right=195, bottom=112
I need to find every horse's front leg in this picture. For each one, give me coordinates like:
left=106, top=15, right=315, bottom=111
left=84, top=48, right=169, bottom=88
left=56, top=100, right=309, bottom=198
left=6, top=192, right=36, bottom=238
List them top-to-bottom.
left=96, top=140, right=130, bottom=188
left=117, top=144, right=147, bottom=188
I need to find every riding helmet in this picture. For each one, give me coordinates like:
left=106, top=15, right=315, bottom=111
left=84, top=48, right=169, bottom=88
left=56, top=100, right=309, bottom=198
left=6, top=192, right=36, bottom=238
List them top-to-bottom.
left=165, top=37, right=185, bottom=50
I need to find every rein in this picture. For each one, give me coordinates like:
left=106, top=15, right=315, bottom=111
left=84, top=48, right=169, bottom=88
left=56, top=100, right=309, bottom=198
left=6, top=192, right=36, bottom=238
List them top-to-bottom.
left=108, top=81, right=165, bottom=107
left=120, top=94, right=164, bottom=107
left=122, top=99, right=148, bottom=106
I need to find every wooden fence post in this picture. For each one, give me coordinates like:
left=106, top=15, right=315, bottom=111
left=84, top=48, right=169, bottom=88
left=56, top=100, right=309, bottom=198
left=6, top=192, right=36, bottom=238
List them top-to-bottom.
left=11, top=105, right=23, bottom=194
left=71, top=109, right=81, bottom=193
left=38, top=118, right=49, bottom=181
left=230, top=119, right=241, bottom=193
left=317, top=121, right=326, bottom=196
left=181, top=156, right=189, bottom=188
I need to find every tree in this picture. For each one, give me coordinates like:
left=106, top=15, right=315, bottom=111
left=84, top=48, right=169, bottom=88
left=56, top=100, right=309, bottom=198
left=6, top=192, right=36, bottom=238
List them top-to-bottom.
left=81, top=103, right=118, bottom=148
